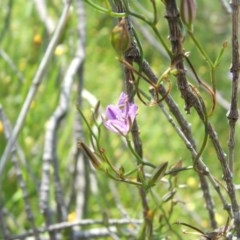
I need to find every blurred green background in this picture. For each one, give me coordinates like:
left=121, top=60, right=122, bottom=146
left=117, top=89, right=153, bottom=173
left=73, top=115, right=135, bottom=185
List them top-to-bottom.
left=0, top=0, right=238, bottom=239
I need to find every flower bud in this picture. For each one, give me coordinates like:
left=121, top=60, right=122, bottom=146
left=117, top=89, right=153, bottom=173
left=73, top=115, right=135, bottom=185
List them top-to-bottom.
left=180, top=0, right=196, bottom=29
left=111, top=18, right=130, bottom=54
left=78, top=141, right=102, bottom=170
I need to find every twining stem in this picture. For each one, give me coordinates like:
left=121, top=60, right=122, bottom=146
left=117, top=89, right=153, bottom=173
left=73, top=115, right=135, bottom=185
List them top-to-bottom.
left=84, top=0, right=126, bottom=17
left=150, top=0, right=158, bottom=25
left=122, top=2, right=172, bottom=57
left=186, top=28, right=227, bottom=116
left=187, top=30, right=213, bottom=67
left=186, top=32, right=227, bottom=116
left=184, top=57, right=216, bottom=115
left=191, top=90, right=209, bottom=172
left=125, top=137, right=155, bottom=169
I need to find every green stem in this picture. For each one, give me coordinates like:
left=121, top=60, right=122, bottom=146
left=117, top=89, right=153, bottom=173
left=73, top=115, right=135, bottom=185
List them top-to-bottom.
left=84, top=0, right=126, bottom=17
left=150, top=0, right=158, bottom=25
left=124, top=6, right=171, bottom=57
left=152, top=25, right=172, bottom=58
left=187, top=30, right=213, bottom=67
left=213, top=41, right=228, bottom=68
left=210, top=68, right=216, bottom=106
left=193, top=94, right=209, bottom=171
left=77, top=106, right=99, bottom=143
left=126, top=136, right=156, bottom=168
left=98, top=149, right=121, bottom=174
left=106, top=171, right=142, bottom=186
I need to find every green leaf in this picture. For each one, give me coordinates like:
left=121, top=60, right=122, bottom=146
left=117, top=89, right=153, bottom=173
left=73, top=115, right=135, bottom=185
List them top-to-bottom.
left=147, top=162, right=168, bottom=188
left=118, top=166, right=125, bottom=178
left=162, top=190, right=176, bottom=202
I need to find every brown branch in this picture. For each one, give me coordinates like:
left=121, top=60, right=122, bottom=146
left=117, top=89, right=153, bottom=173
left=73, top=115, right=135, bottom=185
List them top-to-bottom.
left=112, top=0, right=152, bottom=236
left=164, top=0, right=239, bottom=234
left=165, top=0, right=204, bottom=116
left=227, top=0, right=240, bottom=172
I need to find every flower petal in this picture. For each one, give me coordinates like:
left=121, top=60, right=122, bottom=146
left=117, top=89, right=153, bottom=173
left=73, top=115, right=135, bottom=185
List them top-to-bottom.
left=102, top=92, right=138, bottom=136
left=118, top=92, right=128, bottom=105
left=128, top=103, right=138, bottom=122
left=105, top=105, right=122, bottom=120
left=104, top=119, right=129, bottom=135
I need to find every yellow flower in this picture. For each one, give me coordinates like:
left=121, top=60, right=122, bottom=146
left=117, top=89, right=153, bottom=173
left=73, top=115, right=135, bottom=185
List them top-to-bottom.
left=33, top=34, right=42, bottom=45
left=55, top=44, right=66, bottom=56
left=30, top=101, right=35, bottom=109
left=0, top=121, right=3, bottom=134
left=187, top=176, right=197, bottom=188
left=68, top=212, right=77, bottom=222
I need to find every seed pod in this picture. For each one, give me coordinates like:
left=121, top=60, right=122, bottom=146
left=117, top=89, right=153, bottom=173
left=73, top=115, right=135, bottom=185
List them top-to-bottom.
left=180, top=0, right=196, bottom=28
left=111, top=18, right=130, bottom=54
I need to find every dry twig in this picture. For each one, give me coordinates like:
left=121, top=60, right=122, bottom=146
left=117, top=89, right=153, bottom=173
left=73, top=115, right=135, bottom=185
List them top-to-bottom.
left=0, top=0, right=72, bottom=180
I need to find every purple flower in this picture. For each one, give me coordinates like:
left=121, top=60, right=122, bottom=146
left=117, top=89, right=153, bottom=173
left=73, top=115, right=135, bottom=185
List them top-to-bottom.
left=103, top=92, right=138, bottom=136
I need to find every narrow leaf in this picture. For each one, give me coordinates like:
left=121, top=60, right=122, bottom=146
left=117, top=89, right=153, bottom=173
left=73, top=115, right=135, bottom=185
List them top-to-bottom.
left=148, top=162, right=168, bottom=187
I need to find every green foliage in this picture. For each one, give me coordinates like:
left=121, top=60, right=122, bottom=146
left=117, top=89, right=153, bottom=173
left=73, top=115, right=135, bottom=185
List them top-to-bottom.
left=0, top=0, right=239, bottom=239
